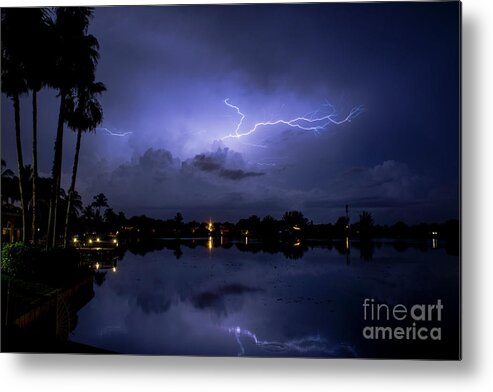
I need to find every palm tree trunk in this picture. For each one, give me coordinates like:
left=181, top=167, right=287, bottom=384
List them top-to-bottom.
left=32, top=90, right=38, bottom=244
left=13, top=93, right=28, bottom=243
left=47, top=93, right=66, bottom=249
left=64, top=129, right=82, bottom=248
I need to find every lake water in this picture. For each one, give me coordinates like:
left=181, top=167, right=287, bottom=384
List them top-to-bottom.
left=70, top=239, right=460, bottom=358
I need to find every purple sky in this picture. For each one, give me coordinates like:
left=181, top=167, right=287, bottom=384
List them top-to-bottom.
left=1, top=3, right=460, bottom=224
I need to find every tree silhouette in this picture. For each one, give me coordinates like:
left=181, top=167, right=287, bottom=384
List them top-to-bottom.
left=47, top=7, right=101, bottom=248
left=23, top=8, right=51, bottom=243
left=1, top=9, right=30, bottom=242
left=63, top=81, right=105, bottom=247
left=35, top=176, right=55, bottom=237
left=70, top=191, right=84, bottom=218
left=91, top=193, right=109, bottom=218
left=82, top=205, right=95, bottom=221
left=104, top=208, right=118, bottom=225
left=359, top=210, right=374, bottom=239
left=282, top=211, right=308, bottom=228
left=174, top=212, right=184, bottom=225
left=174, top=212, right=184, bottom=232
left=260, top=215, right=278, bottom=237
left=335, top=216, right=349, bottom=237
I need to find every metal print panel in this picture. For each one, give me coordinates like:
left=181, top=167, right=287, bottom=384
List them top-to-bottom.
left=0, top=1, right=461, bottom=359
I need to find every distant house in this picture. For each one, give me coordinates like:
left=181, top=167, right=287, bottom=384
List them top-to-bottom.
left=1, top=205, right=23, bottom=243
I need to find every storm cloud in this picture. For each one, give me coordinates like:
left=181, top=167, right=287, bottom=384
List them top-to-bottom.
left=190, top=149, right=265, bottom=180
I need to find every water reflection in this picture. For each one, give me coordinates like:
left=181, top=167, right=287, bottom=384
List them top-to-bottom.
left=122, top=236, right=459, bottom=259
left=71, top=239, right=460, bottom=358
left=351, top=241, right=374, bottom=262
left=226, top=325, right=356, bottom=357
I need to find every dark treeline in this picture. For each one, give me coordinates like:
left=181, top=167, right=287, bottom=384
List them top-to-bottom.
left=2, top=160, right=113, bottom=245
left=116, top=211, right=458, bottom=242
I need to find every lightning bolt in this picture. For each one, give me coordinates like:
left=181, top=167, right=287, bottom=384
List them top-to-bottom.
left=221, top=99, right=364, bottom=141
left=223, top=99, right=246, bottom=137
left=97, top=127, right=133, bottom=137
left=225, top=326, right=356, bottom=357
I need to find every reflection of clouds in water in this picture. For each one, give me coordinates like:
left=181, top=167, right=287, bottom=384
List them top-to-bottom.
left=71, top=244, right=458, bottom=356
left=118, top=276, right=175, bottom=315
left=191, top=283, right=261, bottom=318
left=136, top=295, right=171, bottom=314
left=98, top=325, right=125, bottom=338
left=225, top=326, right=356, bottom=357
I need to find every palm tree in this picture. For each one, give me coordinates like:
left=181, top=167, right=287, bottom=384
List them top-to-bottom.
left=46, top=7, right=101, bottom=248
left=22, top=8, right=52, bottom=243
left=1, top=9, right=30, bottom=242
left=63, top=81, right=105, bottom=247
left=20, top=164, right=34, bottom=208
left=35, top=176, right=54, bottom=240
left=71, top=191, right=84, bottom=218
left=92, top=193, right=109, bottom=218
left=81, top=205, right=95, bottom=221
left=104, top=208, right=117, bottom=223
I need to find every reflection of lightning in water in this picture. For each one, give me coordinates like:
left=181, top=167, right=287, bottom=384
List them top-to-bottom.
left=221, top=99, right=364, bottom=141
left=97, top=127, right=133, bottom=137
left=225, top=326, right=356, bottom=357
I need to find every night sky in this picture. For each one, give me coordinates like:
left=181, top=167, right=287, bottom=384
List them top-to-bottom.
left=1, top=2, right=460, bottom=224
